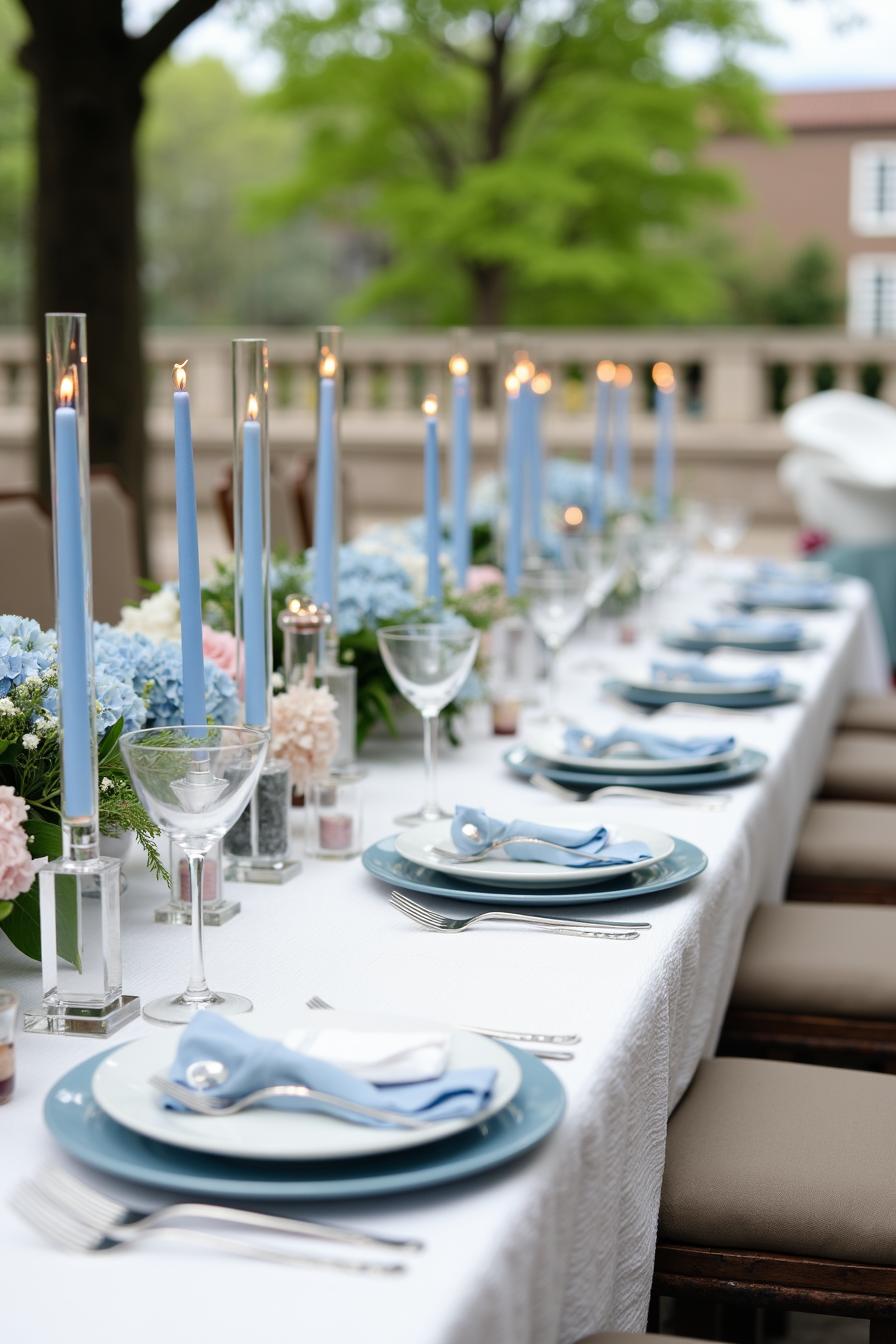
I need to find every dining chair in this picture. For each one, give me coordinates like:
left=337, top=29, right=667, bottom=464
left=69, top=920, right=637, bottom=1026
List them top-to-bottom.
left=215, top=461, right=308, bottom=553
left=89, top=468, right=141, bottom=623
left=0, top=491, right=55, bottom=627
left=839, top=695, right=896, bottom=734
left=819, top=732, right=896, bottom=805
left=787, top=800, right=896, bottom=904
left=719, top=901, right=896, bottom=1070
left=653, top=1056, right=896, bottom=1344
left=575, top=1335, right=710, bottom=1344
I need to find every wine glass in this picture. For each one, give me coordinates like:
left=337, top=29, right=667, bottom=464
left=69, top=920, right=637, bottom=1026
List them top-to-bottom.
left=706, top=500, right=749, bottom=556
left=563, top=533, right=622, bottom=615
left=522, top=569, right=588, bottom=717
left=377, top=623, right=480, bottom=826
left=121, top=725, right=269, bottom=1025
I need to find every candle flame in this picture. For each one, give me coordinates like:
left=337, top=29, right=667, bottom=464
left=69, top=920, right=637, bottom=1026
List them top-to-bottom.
left=320, top=351, right=338, bottom=378
left=448, top=354, right=469, bottom=377
left=514, top=358, right=535, bottom=384
left=596, top=359, right=616, bottom=383
left=173, top=360, right=188, bottom=391
left=652, top=360, right=675, bottom=390
left=614, top=363, right=633, bottom=389
left=58, top=371, right=75, bottom=405
left=531, top=371, right=552, bottom=396
left=504, top=372, right=520, bottom=395
left=247, top=393, right=259, bottom=421
left=422, top=393, right=438, bottom=416
left=564, top=505, right=584, bottom=528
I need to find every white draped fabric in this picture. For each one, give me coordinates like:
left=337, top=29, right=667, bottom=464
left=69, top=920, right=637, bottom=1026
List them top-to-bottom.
left=0, top=568, right=889, bottom=1344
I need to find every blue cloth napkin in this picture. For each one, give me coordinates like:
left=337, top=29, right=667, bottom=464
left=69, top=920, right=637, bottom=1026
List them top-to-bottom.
left=754, top=561, right=829, bottom=583
left=738, top=581, right=834, bottom=610
left=690, top=615, right=803, bottom=643
left=651, top=660, right=781, bottom=690
left=562, top=724, right=735, bottom=761
left=451, top=805, right=651, bottom=868
left=167, top=1012, right=496, bottom=1126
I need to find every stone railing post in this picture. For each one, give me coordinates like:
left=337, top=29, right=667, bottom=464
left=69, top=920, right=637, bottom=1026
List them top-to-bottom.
left=702, top=341, right=766, bottom=421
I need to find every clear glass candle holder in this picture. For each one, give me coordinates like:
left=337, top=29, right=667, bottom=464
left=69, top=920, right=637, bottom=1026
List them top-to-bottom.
left=224, top=757, right=300, bottom=881
left=306, top=772, right=363, bottom=860
left=157, top=838, right=239, bottom=926
left=0, top=990, right=18, bottom=1104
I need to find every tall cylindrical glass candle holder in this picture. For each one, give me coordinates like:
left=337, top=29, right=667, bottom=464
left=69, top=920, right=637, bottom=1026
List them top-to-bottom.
left=24, top=313, right=139, bottom=1036
left=311, top=326, right=343, bottom=652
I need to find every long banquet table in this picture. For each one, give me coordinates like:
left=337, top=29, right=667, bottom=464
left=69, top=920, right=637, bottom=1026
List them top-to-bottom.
left=2, top=567, right=890, bottom=1344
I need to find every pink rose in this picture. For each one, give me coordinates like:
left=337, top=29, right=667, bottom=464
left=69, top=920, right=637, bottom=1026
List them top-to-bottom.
left=466, top=565, right=504, bottom=594
left=202, top=627, right=242, bottom=689
left=0, top=785, right=39, bottom=903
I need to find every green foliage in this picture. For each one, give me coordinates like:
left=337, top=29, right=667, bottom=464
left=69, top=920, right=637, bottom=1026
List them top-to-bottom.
left=0, top=0, right=31, bottom=322
left=257, top=0, right=774, bottom=325
left=716, top=238, right=843, bottom=325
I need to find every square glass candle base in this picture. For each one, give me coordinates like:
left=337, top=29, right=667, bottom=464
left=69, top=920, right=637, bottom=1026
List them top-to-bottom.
left=224, top=758, right=302, bottom=884
left=155, top=839, right=240, bottom=926
left=24, top=855, right=140, bottom=1037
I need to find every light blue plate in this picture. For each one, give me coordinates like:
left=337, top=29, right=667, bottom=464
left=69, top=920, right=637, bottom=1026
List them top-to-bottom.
left=662, top=634, right=821, bottom=656
left=604, top=677, right=802, bottom=710
left=503, top=745, right=768, bottom=793
left=363, top=834, right=707, bottom=906
left=44, top=1046, right=565, bottom=1201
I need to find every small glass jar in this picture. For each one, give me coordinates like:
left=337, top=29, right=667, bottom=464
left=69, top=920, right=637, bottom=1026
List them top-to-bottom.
left=490, top=697, right=522, bottom=736
left=306, top=772, right=363, bottom=860
left=157, top=839, right=240, bottom=925
left=0, top=989, right=18, bottom=1104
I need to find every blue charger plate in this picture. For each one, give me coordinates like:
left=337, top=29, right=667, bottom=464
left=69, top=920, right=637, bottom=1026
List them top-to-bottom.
left=662, top=633, right=820, bottom=655
left=603, top=677, right=801, bottom=710
left=502, top=744, right=768, bottom=793
left=363, top=834, right=707, bottom=906
left=44, top=1045, right=565, bottom=1201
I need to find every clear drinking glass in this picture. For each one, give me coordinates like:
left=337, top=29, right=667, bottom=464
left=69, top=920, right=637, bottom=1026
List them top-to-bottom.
left=706, top=500, right=749, bottom=556
left=563, top=533, right=622, bottom=615
left=522, top=569, right=588, bottom=716
left=377, top=623, right=480, bottom=825
left=121, top=725, right=269, bottom=1024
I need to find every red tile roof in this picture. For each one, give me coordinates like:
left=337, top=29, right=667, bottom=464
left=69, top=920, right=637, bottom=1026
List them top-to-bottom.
left=776, top=87, right=896, bottom=131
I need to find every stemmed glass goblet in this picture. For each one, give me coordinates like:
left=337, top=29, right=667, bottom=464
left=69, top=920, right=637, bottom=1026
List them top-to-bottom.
left=522, top=569, right=588, bottom=718
left=377, top=623, right=480, bottom=826
left=121, top=725, right=269, bottom=1025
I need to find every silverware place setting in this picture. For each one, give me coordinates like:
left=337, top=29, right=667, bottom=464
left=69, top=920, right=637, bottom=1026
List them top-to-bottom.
left=529, top=773, right=731, bottom=809
left=389, top=888, right=645, bottom=940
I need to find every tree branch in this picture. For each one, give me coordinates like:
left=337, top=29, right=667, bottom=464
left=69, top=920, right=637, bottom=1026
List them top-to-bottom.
left=132, top=0, right=220, bottom=75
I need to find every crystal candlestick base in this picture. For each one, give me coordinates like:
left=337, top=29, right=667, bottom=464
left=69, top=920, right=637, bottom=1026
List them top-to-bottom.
left=325, top=661, right=357, bottom=769
left=223, top=758, right=301, bottom=884
left=156, top=839, right=239, bottom=926
left=24, top=855, right=140, bottom=1036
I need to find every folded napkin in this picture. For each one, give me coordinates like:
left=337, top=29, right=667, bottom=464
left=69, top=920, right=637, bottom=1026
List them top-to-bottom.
left=755, top=560, right=829, bottom=583
left=738, top=581, right=834, bottom=609
left=690, top=615, right=803, bottom=643
left=651, top=660, right=781, bottom=690
left=562, top=724, right=735, bottom=761
left=451, top=805, right=651, bottom=868
left=167, top=1012, right=495, bottom=1125
left=282, top=1026, right=448, bottom=1085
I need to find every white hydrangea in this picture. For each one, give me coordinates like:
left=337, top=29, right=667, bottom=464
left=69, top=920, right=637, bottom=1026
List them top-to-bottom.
left=118, top=589, right=181, bottom=644
left=0, top=698, right=14, bottom=715
left=21, top=733, right=39, bottom=750
left=100, top=777, right=114, bottom=793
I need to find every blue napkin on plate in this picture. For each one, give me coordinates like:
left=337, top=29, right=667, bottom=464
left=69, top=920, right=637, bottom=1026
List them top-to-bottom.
left=754, top=560, right=830, bottom=583
left=738, top=581, right=834, bottom=609
left=690, top=615, right=803, bottom=643
left=651, top=660, right=781, bottom=690
left=562, top=724, right=735, bottom=761
left=451, top=805, right=651, bottom=868
left=167, top=1012, right=496, bottom=1126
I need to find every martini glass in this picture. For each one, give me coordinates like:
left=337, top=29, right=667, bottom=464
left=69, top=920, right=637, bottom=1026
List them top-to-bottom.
left=378, top=623, right=480, bottom=826
left=121, top=725, right=269, bottom=1024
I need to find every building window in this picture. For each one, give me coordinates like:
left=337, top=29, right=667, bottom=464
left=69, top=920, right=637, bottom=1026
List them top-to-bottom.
left=851, top=143, right=896, bottom=235
left=848, top=255, right=896, bottom=334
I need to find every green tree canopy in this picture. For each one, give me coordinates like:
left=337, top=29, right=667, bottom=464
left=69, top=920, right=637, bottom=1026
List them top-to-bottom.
left=0, top=0, right=31, bottom=322
left=258, top=0, right=774, bottom=325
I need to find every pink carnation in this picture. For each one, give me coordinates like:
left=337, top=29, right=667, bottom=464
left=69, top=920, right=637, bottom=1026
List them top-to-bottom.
left=466, top=565, right=504, bottom=594
left=202, top=627, right=242, bottom=688
left=270, top=683, right=340, bottom=790
left=0, top=785, right=38, bottom=903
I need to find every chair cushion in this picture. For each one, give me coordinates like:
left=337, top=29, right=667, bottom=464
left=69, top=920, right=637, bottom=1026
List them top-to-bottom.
left=840, top=695, right=896, bottom=734
left=821, top=732, right=896, bottom=803
left=792, top=800, right=896, bottom=880
left=731, top=902, right=896, bottom=1017
left=660, top=1056, right=896, bottom=1263
left=578, top=1337, right=708, bottom=1344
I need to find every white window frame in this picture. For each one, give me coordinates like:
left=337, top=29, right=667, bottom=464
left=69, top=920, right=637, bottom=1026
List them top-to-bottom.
left=851, top=142, right=896, bottom=236
left=848, top=253, right=896, bottom=335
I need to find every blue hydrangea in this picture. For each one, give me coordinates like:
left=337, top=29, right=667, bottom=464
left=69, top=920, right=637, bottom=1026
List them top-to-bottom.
left=305, top=544, right=418, bottom=636
left=0, top=615, right=56, bottom=695
left=136, top=639, right=238, bottom=728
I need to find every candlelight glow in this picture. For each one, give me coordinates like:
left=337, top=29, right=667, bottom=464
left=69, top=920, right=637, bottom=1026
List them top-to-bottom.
left=320, top=351, right=338, bottom=378
left=448, top=354, right=469, bottom=377
left=514, top=358, right=535, bottom=384
left=596, top=359, right=616, bottom=383
left=173, top=361, right=188, bottom=391
left=652, top=361, right=675, bottom=390
left=614, top=364, right=633, bottom=389
left=531, top=371, right=552, bottom=396
left=58, top=372, right=75, bottom=405
left=504, top=373, right=520, bottom=395
left=246, top=393, right=259, bottom=421
left=422, top=394, right=438, bottom=416
left=564, top=505, right=584, bottom=528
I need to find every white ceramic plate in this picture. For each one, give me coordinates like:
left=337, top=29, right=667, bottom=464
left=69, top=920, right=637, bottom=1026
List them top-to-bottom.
left=624, top=673, right=777, bottom=696
left=523, top=722, right=740, bottom=774
left=395, top=810, right=675, bottom=887
left=91, top=1010, right=523, bottom=1162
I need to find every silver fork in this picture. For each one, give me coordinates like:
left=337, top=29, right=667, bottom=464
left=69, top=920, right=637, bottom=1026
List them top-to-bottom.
left=530, top=774, right=731, bottom=810
left=429, top=835, right=637, bottom=864
left=389, top=889, right=641, bottom=940
left=304, top=995, right=581, bottom=1053
left=150, top=1074, right=429, bottom=1128
left=33, top=1166, right=423, bottom=1254
left=11, top=1181, right=404, bottom=1274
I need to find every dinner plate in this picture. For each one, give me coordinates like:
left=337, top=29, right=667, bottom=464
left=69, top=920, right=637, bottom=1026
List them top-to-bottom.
left=737, top=594, right=837, bottom=612
left=662, top=631, right=820, bottom=656
left=622, top=672, right=781, bottom=697
left=604, top=677, right=801, bottom=710
left=523, top=721, right=740, bottom=774
left=503, top=745, right=768, bottom=793
left=394, top=812, right=674, bottom=888
left=364, top=834, right=707, bottom=905
left=91, top=1010, right=522, bottom=1162
left=44, top=1045, right=565, bottom=1201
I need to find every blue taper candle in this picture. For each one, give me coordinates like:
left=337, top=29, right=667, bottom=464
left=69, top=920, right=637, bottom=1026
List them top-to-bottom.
left=312, top=351, right=338, bottom=608
left=449, top=355, right=471, bottom=588
left=591, top=360, right=615, bottom=530
left=653, top=362, right=676, bottom=521
left=172, top=363, right=206, bottom=727
left=613, top=363, right=633, bottom=508
left=530, top=370, right=551, bottom=550
left=504, top=375, right=524, bottom=598
left=423, top=394, right=442, bottom=605
left=241, top=398, right=267, bottom=726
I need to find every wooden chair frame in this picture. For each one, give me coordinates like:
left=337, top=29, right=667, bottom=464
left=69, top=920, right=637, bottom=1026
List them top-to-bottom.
left=788, top=873, right=896, bottom=905
left=719, top=1008, right=896, bottom=1071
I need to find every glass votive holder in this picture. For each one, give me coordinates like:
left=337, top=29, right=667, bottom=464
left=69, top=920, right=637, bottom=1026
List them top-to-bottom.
left=490, top=696, right=522, bottom=737
left=225, top=757, right=292, bottom=862
left=306, top=772, right=363, bottom=860
left=156, top=839, right=240, bottom=926
left=0, top=989, right=18, bottom=1105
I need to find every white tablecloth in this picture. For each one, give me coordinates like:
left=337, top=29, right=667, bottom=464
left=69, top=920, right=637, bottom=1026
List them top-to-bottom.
left=1, top=572, right=889, bottom=1344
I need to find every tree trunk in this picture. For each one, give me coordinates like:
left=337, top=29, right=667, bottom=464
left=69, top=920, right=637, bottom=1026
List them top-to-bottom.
left=23, top=15, right=149, bottom=573
left=470, top=262, right=508, bottom=326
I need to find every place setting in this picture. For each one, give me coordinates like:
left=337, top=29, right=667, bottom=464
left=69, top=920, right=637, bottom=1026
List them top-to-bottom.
left=661, top=613, right=822, bottom=655
left=602, top=653, right=802, bottom=712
